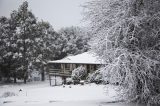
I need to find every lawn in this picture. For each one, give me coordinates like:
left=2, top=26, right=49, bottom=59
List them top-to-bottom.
left=0, top=81, right=119, bottom=106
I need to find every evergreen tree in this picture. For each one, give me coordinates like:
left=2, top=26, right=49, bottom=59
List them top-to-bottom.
left=13, top=1, right=37, bottom=83
left=0, top=16, right=20, bottom=83
left=0, top=17, right=11, bottom=82
left=33, top=21, right=59, bottom=81
left=58, top=26, right=89, bottom=58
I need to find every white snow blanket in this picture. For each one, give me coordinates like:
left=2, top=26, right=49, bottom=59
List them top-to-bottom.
left=0, top=81, right=118, bottom=106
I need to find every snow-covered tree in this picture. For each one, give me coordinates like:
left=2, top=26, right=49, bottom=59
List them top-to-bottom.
left=84, top=0, right=160, bottom=105
left=0, top=1, right=66, bottom=83
left=13, top=1, right=37, bottom=83
left=0, top=15, right=21, bottom=83
left=0, top=17, right=12, bottom=82
left=33, top=21, right=60, bottom=81
left=58, top=26, right=90, bottom=59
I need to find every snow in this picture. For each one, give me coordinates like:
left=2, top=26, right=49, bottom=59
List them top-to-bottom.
left=48, top=52, right=104, bottom=64
left=0, top=81, right=118, bottom=106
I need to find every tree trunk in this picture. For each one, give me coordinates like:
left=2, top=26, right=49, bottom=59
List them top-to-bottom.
left=41, top=65, right=45, bottom=81
left=41, top=70, right=45, bottom=81
left=24, top=71, right=27, bottom=84
left=14, top=73, right=17, bottom=83
left=6, top=76, right=10, bottom=83
left=24, top=76, right=27, bottom=84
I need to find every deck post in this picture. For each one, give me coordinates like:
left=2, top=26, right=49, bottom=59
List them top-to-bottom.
left=61, top=64, right=65, bottom=72
left=61, top=64, right=63, bottom=72
left=49, top=75, right=51, bottom=86
left=55, top=75, right=57, bottom=86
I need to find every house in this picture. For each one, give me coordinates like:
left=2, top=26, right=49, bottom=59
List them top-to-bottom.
left=47, top=52, right=104, bottom=86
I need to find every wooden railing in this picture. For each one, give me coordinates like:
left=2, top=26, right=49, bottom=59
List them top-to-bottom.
left=49, top=69, right=71, bottom=77
left=49, top=69, right=61, bottom=71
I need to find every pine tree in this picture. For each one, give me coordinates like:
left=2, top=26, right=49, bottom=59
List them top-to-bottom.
left=13, top=1, right=37, bottom=83
left=0, top=16, right=20, bottom=83
left=0, top=17, right=11, bottom=82
left=33, top=21, right=59, bottom=81
left=58, top=26, right=89, bottom=58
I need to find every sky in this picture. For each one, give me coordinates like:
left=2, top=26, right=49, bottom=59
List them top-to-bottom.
left=0, top=0, right=89, bottom=31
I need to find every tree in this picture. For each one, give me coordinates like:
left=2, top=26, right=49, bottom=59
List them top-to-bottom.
left=84, top=0, right=160, bottom=105
left=0, top=1, right=63, bottom=83
left=13, top=1, right=37, bottom=83
left=0, top=16, right=20, bottom=83
left=0, top=17, right=11, bottom=82
left=33, top=21, right=59, bottom=81
left=58, top=26, right=90, bottom=59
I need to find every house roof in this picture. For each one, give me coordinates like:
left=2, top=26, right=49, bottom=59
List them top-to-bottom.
left=48, top=52, right=105, bottom=64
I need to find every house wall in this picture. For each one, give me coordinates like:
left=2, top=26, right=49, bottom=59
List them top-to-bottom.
left=48, top=63, right=100, bottom=77
left=48, top=63, right=101, bottom=86
left=60, top=63, right=99, bottom=74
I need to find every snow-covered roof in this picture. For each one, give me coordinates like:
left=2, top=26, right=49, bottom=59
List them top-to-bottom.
left=48, top=52, right=104, bottom=64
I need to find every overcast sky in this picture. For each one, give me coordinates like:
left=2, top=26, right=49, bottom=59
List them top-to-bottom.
left=0, top=0, right=89, bottom=31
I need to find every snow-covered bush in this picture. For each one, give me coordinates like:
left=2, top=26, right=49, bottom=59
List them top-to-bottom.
left=72, top=66, right=87, bottom=80
left=87, top=70, right=103, bottom=84
left=66, top=78, right=73, bottom=85
left=1, top=92, right=17, bottom=98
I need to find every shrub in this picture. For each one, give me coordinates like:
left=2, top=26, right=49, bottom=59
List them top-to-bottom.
left=72, top=66, right=87, bottom=80
left=87, top=69, right=103, bottom=84
left=66, top=78, right=73, bottom=85
left=1, top=91, right=17, bottom=98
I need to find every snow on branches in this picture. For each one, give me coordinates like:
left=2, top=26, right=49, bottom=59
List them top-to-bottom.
left=83, top=0, right=160, bottom=104
left=72, top=66, right=87, bottom=80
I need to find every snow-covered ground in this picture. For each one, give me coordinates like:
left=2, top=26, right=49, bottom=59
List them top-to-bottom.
left=0, top=81, right=119, bottom=106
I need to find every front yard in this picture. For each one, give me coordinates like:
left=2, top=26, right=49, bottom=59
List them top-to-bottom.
left=0, top=81, right=119, bottom=106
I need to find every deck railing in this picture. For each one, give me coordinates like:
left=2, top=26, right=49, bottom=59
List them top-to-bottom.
left=49, top=69, right=71, bottom=77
